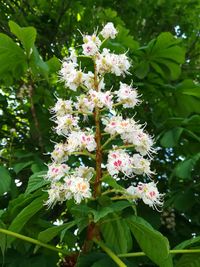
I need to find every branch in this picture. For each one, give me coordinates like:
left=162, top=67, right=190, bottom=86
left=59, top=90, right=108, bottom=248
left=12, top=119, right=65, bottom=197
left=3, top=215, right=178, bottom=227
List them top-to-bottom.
left=29, top=84, right=44, bottom=151
left=0, top=228, right=69, bottom=255
left=93, top=238, right=127, bottom=267
left=118, top=249, right=200, bottom=258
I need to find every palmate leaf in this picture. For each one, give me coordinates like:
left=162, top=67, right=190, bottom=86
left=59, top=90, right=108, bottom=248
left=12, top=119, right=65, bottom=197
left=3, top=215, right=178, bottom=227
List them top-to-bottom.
left=9, top=20, right=36, bottom=56
left=134, top=32, right=185, bottom=80
left=0, top=33, right=27, bottom=80
left=160, top=127, right=184, bottom=147
left=173, top=153, right=200, bottom=179
left=25, top=171, right=49, bottom=195
left=7, top=194, right=47, bottom=246
left=100, top=214, right=132, bottom=254
left=128, top=216, right=173, bottom=267
left=38, top=221, right=77, bottom=243
left=174, top=235, right=200, bottom=250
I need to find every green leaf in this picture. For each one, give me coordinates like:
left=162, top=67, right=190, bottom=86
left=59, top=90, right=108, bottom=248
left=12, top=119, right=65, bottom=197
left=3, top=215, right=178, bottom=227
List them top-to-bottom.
left=9, top=20, right=36, bottom=56
left=137, top=32, right=185, bottom=81
left=0, top=33, right=27, bottom=80
left=29, top=46, right=49, bottom=79
left=46, top=56, right=61, bottom=74
left=134, top=61, right=149, bottom=79
left=176, top=79, right=200, bottom=99
left=160, top=127, right=183, bottom=147
left=174, top=153, right=200, bottom=179
left=13, top=161, right=34, bottom=174
left=0, top=166, right=11, bottom=196
left=25, top=171, right=49, bottom=195
left=103, top=175, right=124, bottom=190
left=7, top=194, right=46, bottom=246
left=92, top=201, right=132, bottom=223
left=101, top=215, right=132, bottom=254
left=128, top=216, right=173, bottom=266
left=0, top=221, right=6, bottom=257
left=38, top=221, right=76, bottom=243
left=174, top=236, right=200, bottom=250
left=76, top=253, right=105, bottom=267
left=176, top=254, right=200, bottom=267
left=91, top=257, right=116, bottom=267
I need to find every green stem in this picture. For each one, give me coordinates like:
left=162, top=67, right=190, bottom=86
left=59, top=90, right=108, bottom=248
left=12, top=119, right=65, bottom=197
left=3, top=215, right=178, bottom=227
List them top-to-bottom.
left=72, top=110, right=93, bottom=116
left=101, top=134, right=118, bottom=150
left=103, top=144, right=135, bottom=153
left=71, top=151, right=95, bottom=160
left=102, top=189, right=125, bottom=195
left=111, top=195, right=137, bottom=201
left=0, top=228, right=68, bottom=255
left=93, top=238, right=127, bottom=267
left=118, top=249, right=200, bottom=258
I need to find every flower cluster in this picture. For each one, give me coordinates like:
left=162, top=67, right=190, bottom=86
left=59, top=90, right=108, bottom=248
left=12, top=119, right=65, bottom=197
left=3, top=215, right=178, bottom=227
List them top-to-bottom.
left=45, top=22, right=163, bottom=210
left=116, top=82, right=140, bottom=108
left=103, top=116, right=154, bottom=156
left=107, top=150, right=154, bottom=178
left=45, top=165, right=94, bottom=206
left=126, top=182, right=164, bottom=210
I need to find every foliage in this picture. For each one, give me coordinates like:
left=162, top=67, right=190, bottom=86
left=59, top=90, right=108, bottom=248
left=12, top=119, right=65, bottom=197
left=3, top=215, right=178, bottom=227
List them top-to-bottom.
left=0, top=0, right=200, bottom=266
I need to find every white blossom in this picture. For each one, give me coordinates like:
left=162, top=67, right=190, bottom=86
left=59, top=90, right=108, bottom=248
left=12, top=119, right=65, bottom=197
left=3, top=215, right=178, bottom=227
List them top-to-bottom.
left=101, top=22, right=118, bottom=39
left=83, top=34, right=101, bottom=47
left=82, top=41, right=99, bottom=56
left=96, top=48, right=131, bottom=76
left=59, top=60, right=84, bottom=91
left=116, top=82, right=140, bottom=108
left=89, top=89, right=113, bottom=109
left=75, top=95, right=95, bottom=114
left=50, top=99, right=73, bottom=117
left=54, top=114, right=79, bottom=136
left=66, top=131, right=96, bottom=152
left=51, top=143, right=68, bottom=163
left=107, top=149, right=133, bottom=178
left=131, top=154, right=154, bottom=177
left=46, top=163, right=70, bottom=181
left=69, top=176, right=92, bottom=204
left=45, top=182, right=72, bottom=208
left=126, top=182, right=164, bottom=210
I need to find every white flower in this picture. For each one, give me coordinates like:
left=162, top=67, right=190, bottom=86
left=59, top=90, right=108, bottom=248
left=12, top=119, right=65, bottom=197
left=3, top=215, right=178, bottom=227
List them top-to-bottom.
left=101, top=22, right=118, bottom=39
left=83, top=34, right=101, bottom=47
left=82, top=41, right=99, bottom=56
left=68, top=48, right=77, bottom=63
left=96, top=49, right=131, bottom=76
left=59, top=60, right=84, bottom=91
left=82, top=71, right=95, bottom=89
left=116, top=82, right=140, bottom=108
left=89, top=90, right=113, bottom=109
left=75, top=95, right=95, bottom=114
left=50, top=99, right=73, bottom=117
left=54, top=114, right=79, bottom=136
left=103, top=116, right=136, bottom=136
left=129, top=129, right=155, bottom=156
left=66, top=131, right=96, bottom=152
left=51, top=143, right=68, bottom=163
left=107, top=149, right=133, bottom=178
left=131, top=154, right=154, bottom=176
left=46, top=163, right=70, bottom=181
left=74, top=166, right=94, bottom=180
left=69, top=176, right=92, bottom=203
left=46, top=182, right=72, bottom=208
left=126, top=182, right=164, bottom=210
